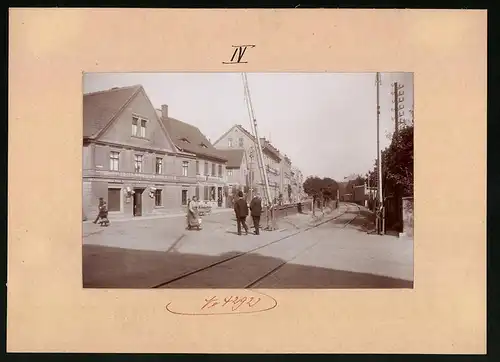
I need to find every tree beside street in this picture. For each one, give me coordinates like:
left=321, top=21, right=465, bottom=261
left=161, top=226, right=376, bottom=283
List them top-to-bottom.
left=368, top=124, right=414, bottom=198
left=303, top=176, right=340, bottom=213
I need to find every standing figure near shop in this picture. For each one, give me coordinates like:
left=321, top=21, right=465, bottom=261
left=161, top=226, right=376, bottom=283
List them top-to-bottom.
left=233, top=191, right=249, bottom=236
left=249, top=193, right=263, bottom=235
left=186, top=196, right=202, bottom=230
left=92, top=197, right=109, bottom=226
left=92, top=197, right=104, bottom=224
left=99, top=201, right=110, bottom=226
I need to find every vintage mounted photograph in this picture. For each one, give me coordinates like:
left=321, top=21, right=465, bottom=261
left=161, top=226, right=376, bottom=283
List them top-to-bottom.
left=82, top=72, right=414, bottom=289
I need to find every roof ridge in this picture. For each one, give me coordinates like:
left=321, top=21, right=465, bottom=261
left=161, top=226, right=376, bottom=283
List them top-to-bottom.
left=83, top=84, right=142, bottom=97
left=89, top=85, right=143, bottom=139
left=162, top=115, right=228, bottom=162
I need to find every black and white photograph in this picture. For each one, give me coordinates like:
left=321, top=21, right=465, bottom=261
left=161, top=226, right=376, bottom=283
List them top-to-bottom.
left=82, top=72, right=414, bottom=289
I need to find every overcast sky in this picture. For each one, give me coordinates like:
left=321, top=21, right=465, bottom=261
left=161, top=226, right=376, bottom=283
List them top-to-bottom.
left=83, top=72, right=413, bottom=181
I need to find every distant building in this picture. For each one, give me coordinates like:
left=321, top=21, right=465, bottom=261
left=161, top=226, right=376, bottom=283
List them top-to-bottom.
left=156, top=105, right=228, bottom=208
left=213, top=124, right=282, bottom=201
left=216, top=148, right=249, bottom=206
left=280, top=154, right=293, bottom=203
left=290, top=166, right=305, bottom=202
left=353, top=184, right=377, bottom=207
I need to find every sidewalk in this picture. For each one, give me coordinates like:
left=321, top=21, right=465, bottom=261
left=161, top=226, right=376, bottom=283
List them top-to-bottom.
left=83, top=207, right=233, bottom=224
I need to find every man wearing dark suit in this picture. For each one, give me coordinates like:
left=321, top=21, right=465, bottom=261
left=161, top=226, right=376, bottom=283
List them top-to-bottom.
left=234, top=191, right=249, bottom=235
left=249, top=193, right=263, bottom=235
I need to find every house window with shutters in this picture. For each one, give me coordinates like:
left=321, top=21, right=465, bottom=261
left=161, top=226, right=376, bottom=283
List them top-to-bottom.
left=228, top=138, right=233, bottom=148
left=239, top=138, right=244, bottom=147
left=110, top=151, right=120, bottom=171
left=134, top=154, right=143, bottom=173
left=155, top=157, right=163, bottom=174
left=196, top=160, right=200, bottom=174
left=182, top=161, right=189, bottom=176
left=204, top=161, right=209, bottom=175
left=212, top=163, right=216, bottom=176
left=218, top=165, right=222, bottom=177
left=227, top=170, right=233, bottom=177
left=203, top=186, right=209, bottom=201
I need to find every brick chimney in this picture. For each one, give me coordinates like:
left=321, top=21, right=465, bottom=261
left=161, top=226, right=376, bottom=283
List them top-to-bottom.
left=161, top=104, right=168, bottom=119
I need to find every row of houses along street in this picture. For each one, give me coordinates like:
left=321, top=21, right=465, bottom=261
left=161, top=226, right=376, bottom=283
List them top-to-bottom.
left=82, top=84, right=306, bottom=220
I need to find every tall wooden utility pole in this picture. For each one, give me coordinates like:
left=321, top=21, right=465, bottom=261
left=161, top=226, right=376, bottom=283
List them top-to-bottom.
left=376, top=72, right=384, bottom=234
left=241, top=73, right=275, bottom=230
left=392, top=82, right=405, bottom=137
left=393, top=82, right=399, bottom=138
left=248, top=148, right=255, bottom=201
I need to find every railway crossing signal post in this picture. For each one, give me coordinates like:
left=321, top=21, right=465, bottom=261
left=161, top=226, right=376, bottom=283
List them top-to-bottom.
left=241, top=73, right=276, bottom=231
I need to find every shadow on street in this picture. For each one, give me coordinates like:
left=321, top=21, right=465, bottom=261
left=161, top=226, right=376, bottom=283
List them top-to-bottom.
left=327, top=207, right=376, bottom=233
left=83, top=245, right=413, bottom=289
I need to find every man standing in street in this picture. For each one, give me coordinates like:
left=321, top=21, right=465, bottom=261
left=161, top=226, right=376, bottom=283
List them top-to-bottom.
left=234, top=190, right=249, bottom=235
left=250, top=193, right=262, bottom=235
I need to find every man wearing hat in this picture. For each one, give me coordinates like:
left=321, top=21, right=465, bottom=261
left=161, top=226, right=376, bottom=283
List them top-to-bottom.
left=233, top=190, right=249, bottom=235
left=249, top=192, right=263, bottom=235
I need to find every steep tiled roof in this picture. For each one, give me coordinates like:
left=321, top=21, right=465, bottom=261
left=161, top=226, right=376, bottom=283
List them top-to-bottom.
left=83, top=85, right=141, bottom=138
left=160, top=115, right=227, bottom=162
left=235, top=124, right=282, bottom=161
left=261, top=139, right=281, bottom=161
left=217, top=149, right=245, bottom=169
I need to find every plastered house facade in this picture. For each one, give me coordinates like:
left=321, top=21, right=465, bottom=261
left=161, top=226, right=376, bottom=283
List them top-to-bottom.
left=82, top=85, right=226, bottom=220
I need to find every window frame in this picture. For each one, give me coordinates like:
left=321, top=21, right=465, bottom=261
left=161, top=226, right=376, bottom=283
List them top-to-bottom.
left=132, top=115, right=148, bottom=138
left=132, top=117, right=138, bottom=136
left=109, top=151, right=120, bottom=171
left=134, top=154, right=143, bottom=173
left=155, top=157, right=163, bottom=174
left=182, top=161, right=189, bottom=177
left=154, top=189, right=162, bottom=207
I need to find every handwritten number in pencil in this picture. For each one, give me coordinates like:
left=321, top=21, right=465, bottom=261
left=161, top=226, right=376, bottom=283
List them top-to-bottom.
left=201, top=296, right=219, bottom=310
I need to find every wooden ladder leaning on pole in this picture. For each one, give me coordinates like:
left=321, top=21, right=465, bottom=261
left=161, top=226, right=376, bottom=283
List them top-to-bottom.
left=241, top=72, right=276, bottom=231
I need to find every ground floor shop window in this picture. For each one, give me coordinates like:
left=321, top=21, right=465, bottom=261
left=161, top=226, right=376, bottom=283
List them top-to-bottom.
left=108, top=188, right=121, bottom=212
left=154, top=189, right=162, bottom=206
left=181, top=189, right=188, bottom=205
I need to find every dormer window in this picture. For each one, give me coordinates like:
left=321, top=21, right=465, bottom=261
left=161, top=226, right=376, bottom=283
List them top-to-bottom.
left=180, top=137, right=190, bottom=143
left=199, top=142, right=208, bottom=148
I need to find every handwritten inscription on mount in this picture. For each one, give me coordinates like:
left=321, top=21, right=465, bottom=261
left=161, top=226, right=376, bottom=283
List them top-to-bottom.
left=222, top=45, right=256, bottom=65
left=166, top=291, right=277, bottom=316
